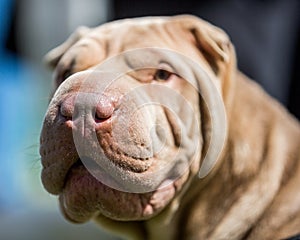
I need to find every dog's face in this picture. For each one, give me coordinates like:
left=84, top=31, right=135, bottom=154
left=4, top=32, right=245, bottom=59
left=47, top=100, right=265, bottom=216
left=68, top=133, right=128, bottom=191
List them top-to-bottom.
left=40, top=16, right=233, bottom=223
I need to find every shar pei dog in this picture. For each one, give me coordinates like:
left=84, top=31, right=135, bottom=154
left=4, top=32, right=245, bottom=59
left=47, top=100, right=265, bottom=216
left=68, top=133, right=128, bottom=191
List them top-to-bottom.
left=40, top=15, right=300, bottom=239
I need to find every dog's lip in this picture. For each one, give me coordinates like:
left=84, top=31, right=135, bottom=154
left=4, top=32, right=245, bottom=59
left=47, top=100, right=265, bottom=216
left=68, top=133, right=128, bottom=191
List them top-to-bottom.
left=40, top=141, right=155, bottom=195
left=98, top=147, right=153, bottom=173
left=64, top=155, right=157, bottom=192
left=68, top=157, right=126, bottom=189
left=59, top=160, right=178, bottom=222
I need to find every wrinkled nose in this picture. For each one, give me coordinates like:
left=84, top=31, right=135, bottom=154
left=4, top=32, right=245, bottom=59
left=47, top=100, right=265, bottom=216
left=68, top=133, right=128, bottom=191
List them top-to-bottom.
left=59, top=94, right=115, bottom=124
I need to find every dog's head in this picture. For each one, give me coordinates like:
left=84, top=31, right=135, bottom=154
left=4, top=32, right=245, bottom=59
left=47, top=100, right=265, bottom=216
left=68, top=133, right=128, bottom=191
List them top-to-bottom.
left=40, top=15, right=235, bottom=223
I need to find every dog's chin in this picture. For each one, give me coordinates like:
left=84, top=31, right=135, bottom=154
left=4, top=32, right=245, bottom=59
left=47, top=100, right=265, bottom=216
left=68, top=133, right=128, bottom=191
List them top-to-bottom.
left=58, top=161, right=189, bottom=223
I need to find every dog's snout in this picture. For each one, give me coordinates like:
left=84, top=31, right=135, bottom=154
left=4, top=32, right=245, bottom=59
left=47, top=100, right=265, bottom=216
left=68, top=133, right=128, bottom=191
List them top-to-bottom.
left=59, top=94, right=115, bottom=124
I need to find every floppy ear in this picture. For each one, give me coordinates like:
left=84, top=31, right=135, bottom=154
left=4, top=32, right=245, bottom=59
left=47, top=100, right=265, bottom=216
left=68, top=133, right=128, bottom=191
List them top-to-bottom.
left=173, top=15, right=235, bottom=177
left=173, top=15, right=236, bottom=107
left=44, top=26, right=91, bottom=69
left=44, top=26, right=105, bottom=87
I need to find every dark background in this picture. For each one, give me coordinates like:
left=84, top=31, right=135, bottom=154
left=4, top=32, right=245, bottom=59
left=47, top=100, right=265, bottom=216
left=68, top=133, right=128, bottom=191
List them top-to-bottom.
left=112, top=0, right=300, bottom=120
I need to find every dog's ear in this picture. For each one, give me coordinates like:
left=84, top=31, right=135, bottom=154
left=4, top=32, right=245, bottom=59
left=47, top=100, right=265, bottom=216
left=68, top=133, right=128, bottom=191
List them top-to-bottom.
left=173, top=15, right=232, bottom=177
left=174, top=15, right=236, bottom=106
left=44, top=26, right=91, bottom=69
left=44, top=26, right=105, bottom=87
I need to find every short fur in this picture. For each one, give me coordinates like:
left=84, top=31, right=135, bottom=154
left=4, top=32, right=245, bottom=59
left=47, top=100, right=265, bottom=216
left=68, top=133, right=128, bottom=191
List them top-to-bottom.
left=41, top=15, right=300, bottom=239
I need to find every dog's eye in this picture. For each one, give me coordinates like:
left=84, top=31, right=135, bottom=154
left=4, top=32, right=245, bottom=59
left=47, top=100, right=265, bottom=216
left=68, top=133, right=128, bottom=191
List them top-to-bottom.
left=154, top=69, right=172, bottom=82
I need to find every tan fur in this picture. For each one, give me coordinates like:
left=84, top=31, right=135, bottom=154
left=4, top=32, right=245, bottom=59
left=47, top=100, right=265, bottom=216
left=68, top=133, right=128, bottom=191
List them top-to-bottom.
left=42, top=15, right=300, bottom=239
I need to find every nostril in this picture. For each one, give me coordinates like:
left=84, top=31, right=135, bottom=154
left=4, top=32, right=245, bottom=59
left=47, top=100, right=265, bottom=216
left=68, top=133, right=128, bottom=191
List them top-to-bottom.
left=59, top=94, right=116, bottom=123
left=59, top=95, right=76, bottom=120
left=95, top=100, right=114, bottom=123
left=95, top=113, right=110, bottom=123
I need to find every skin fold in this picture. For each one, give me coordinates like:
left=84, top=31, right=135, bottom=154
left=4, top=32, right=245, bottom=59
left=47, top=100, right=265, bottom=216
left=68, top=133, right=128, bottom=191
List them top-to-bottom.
left=40, top=15, right=300, bottom=239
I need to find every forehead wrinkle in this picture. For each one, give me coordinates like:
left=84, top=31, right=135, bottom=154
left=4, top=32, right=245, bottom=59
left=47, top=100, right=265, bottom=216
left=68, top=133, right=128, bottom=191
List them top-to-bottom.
left=90, top=18, right=204, bottom=88
left=95, top=19, right=190, bottom=64
left=114, top=22, right=174, bottom=51
left=124, top=49, right=161, bottom=70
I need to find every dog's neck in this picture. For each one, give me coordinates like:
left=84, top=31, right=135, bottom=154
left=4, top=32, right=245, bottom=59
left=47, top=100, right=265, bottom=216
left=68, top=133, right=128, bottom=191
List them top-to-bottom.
left=168, top=72, right=300, bottom=239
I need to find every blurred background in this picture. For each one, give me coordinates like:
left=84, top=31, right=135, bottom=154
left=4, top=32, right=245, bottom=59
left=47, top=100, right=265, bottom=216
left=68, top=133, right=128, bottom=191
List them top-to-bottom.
left=0, top=0, right=299, bottom=239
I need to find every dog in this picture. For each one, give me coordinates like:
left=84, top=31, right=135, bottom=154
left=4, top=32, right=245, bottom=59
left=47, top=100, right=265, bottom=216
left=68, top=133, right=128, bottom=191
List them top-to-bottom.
left=40, top=15, right=300, bottom=239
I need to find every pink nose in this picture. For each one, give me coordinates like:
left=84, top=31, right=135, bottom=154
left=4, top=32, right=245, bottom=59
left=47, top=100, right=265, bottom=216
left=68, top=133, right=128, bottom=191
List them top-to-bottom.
left=59, top=94, right=115, bottom=123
